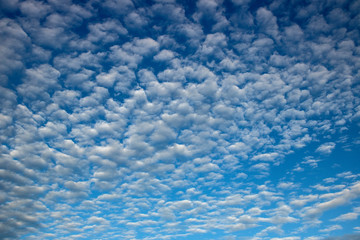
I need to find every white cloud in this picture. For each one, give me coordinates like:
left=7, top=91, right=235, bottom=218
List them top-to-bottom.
left=1, top=0, right=360, bottom=239
left=20, top=0, right=51, bottom=19
left=102, top=0, right=134, bottom=15
left=256, top=7, right=279, bottom=39
left=124, top=11, right=149, bottom=30
left=0, top=18, right=30, bottom=82
left=87, top=19, right=127, bottom=43
left=123, top=38, right=160, bottom=56
left=109, top=45, right=143, bottom=68
left=154, top=49, right=175, bottom=61
left=96, top=66, right=135, bottom=91
left=316, top=142, right=336, bottom=154
left=252, top=152, right=279, bottom=162
left=301, top=158, right=320, bottom=168
left=250, top=163, right=270, bottom=172
left=277, top=182, right=298, bottom=190
left=303, top=182, right=360, bottom=219
left=331, top=212, right=359, bottom=222
left=88, top=216, right=109, bottom=225
left=319, top=224, right=342, bottom=232
left=271, top=238, right=300, bottom=240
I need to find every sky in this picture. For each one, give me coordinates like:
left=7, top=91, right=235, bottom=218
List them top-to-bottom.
left=0, top=0, right=360, bottom=239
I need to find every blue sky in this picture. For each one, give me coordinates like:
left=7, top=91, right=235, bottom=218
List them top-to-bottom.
left=0, top=0, right=360, bottom=239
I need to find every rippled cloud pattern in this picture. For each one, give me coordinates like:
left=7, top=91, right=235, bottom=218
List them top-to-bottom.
left=1, top=0, right=360, bottom=239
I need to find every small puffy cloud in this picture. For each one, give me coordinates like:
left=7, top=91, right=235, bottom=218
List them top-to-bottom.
left=20, top=0, right=51, bottom=19
left=102, top=0, right=134, bottom=15
left=256, top=7, right=279, bottom=39
left=124, top=11, right=148, bottom=30
left=0, top=18, right=30, bottom=80
left=87, top=19, right=127, bottom=43
left=284, top=24, right=304, bottom=42
left=123, top=38, right=160, bottom=56
left=154, top=49, right=175, bottom=61
left=96, top=66, right=135, bottom=91
left=0, top=113, right=12, bottom=128
left=316, top=142, right=336, bottom=154
left=252, top=152, right=279, bottom=161
left=302, top=157, right=320, bottom=168
left=195, top=162, right=220, bottom=172
left=250, top=163, right=270, bottom=172
left=236, top=172, right=248, bottom=179
left=64, top=181, right=89, bottom=192
left=277, top=182, right=298, bottom=190
left=88, top=216, right=110, bottom=225
left=271, top=238, right=300, bottom=240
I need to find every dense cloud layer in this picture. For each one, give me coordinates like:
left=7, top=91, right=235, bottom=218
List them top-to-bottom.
left=1, top=0, right=360, bottom=239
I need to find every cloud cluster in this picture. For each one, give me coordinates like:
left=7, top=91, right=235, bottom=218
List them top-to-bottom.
left=1, top=0, right=360, bottom=239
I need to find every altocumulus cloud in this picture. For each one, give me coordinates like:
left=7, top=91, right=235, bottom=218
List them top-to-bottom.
left=0, top=0, right=360, bottom=239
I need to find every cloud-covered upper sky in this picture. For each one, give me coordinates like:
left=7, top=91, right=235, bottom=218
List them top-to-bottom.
left=1, top=0, right=360, bottom=239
